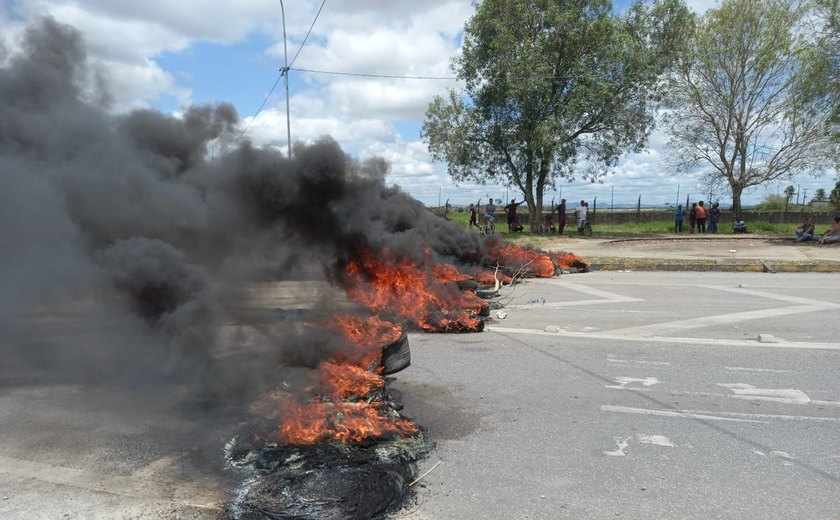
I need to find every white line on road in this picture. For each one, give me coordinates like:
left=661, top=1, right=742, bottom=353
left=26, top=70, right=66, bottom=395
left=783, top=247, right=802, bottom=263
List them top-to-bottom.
left=515, top=281, right=643, bottom=309
left=699, top=284, right=840, bottom=309
left=605, top=304, right=829, bottom=337
left=488, top=326, right=840, bottom=350
left=608, top=358, right=671, bottom=366
left=725, top=366, right=793, bottom=373
left=600, top=405, right=767, bottom=423
left=602, top=405, right=840, bottom=423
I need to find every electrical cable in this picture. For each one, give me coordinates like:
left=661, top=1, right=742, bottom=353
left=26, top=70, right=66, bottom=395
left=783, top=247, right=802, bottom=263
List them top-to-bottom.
left=237, top=0, right=325, bottom=141
left=288, top=0, right=326, bottom=69
left=290, top=68, right=458, bottom=80
left=236, top=74, right=283, bottom=142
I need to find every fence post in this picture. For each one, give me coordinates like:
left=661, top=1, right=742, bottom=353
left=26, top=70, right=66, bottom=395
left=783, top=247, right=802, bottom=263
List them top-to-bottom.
left=637, top=195, right=641, bottom=222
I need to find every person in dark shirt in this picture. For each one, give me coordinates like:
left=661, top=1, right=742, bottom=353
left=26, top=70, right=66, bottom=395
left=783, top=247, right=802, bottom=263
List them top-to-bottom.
left=504, top=199, right=525, bottom=233
left=556, top=199, right=567, bottom=235
left=708, top=202, right=721, bottom=233
left=468, top=204, right=479, bottom=229
left=674, top=205, right=684, bottom=233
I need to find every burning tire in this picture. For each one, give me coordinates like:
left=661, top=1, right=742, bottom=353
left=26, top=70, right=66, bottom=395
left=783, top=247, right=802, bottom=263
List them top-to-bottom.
left=456, top=279, right=479, bottom=291
left=380, top=332, right=410, bottom=375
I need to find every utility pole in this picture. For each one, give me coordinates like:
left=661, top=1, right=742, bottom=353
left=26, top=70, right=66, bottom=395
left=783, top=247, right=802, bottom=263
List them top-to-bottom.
left=280, top=0, right=292, bottom=158
left=611, top=185, right=614, bottom=211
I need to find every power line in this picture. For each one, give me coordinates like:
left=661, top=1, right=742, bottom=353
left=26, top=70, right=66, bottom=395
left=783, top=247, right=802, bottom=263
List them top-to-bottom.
left=236, top=0, right=325, bottom=144
left=288, top=0, right=326, bottom=69
left=291, top=67, right=459, bottom=80
left=236, top=74, right=283, bottom=142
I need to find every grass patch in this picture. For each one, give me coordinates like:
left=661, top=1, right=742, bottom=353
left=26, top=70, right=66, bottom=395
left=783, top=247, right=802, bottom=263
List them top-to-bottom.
left=440, top=209, right=802, bottom=236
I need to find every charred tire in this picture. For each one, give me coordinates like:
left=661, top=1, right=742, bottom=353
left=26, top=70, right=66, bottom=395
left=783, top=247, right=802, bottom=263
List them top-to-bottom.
left=456, top=279, right=479, bottom=291
left=380, top=332, right=411, bottom=375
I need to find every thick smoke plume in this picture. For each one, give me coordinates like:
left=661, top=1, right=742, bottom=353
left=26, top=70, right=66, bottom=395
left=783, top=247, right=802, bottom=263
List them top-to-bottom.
left=0, top=18, right=486, bottom=401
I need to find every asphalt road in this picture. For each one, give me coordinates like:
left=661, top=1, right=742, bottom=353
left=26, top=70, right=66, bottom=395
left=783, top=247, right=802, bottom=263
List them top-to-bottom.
left=1, top=271, right=838, bottom=519
left=394, top=271, right=840, bottom=520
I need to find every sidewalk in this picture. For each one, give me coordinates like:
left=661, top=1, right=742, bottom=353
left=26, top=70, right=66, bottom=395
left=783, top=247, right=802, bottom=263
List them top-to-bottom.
left=544, top=234, right=840, bottom=272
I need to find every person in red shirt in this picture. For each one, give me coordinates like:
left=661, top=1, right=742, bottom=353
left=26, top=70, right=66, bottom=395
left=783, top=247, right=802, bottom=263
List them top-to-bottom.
left=696, top=201, right=707, bottom=233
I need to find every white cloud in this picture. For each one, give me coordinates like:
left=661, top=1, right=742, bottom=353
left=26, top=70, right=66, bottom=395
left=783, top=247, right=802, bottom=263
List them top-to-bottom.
left=3, top=0, right=831, bottom=208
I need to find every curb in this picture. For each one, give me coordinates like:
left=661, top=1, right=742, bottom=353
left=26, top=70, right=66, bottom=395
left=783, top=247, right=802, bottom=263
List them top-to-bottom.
left=589, top=259, right=840, bottom=273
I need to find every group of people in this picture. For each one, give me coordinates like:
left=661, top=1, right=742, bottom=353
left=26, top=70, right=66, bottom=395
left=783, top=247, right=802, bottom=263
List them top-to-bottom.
left=468, top=198, right=591, bottom=235
left=674, top=201, right=721, bottom=233
left=795, top=216, right=840, bottom=244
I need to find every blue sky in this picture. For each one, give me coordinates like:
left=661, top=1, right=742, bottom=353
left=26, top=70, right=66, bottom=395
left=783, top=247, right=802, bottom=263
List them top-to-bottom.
left=1, top=0, right=832, bottom=208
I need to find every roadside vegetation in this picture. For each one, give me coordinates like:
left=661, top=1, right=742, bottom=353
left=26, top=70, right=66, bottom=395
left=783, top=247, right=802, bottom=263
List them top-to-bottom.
left=441, top=209, right=800, bottom=239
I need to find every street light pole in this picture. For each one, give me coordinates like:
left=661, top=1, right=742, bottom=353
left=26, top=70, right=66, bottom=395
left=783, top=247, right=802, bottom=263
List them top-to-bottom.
left=280, top=0, right=292, bottom=158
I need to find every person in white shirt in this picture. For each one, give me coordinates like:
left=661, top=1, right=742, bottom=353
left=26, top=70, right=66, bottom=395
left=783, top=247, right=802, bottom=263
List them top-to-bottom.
left=576, top=200, right=588, bottom=236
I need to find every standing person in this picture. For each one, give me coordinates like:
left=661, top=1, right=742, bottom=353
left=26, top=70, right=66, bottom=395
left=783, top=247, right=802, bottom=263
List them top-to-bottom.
left=484, top=198, right=497, bottom=227
left=504, top=198, right=525, bottom=233
left=556, top=199, right=567, bottom=235
left=576, top=200, right=588, bottom=236
left=696, top=201, right=707, bottom=233
left=708, top=202, right=721, bottom=234
left=468, top=203, right=479, bottom=229
left=689, top=203, right=697, bottom=234
left=674, top=205, right=684, bottom=233
left=818, top=216, right=840, bottom=244
left=795, top=217, right=815, bottom=242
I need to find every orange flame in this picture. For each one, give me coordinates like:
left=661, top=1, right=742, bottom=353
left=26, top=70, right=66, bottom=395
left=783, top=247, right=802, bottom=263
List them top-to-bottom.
left=487, top=242, right=556, bottom=277
left=343, top=247, right=483, bottom=332
left=549, top=251, right=588, bottom=271
left=473, top=270, right=513, bottom=286
left=275, top=312, right=417, bottom=446
left=328, top=314, right=403, bottom=368
left=320, top=361, right=384, bottom=398
left=278, top=398, right=418, bottom=445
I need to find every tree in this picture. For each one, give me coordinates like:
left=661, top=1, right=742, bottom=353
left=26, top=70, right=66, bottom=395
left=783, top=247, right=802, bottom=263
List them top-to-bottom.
left=423, top=0, right=693, bottom=228
left=664, top=0, right=838, bottom=214
left=801, top=0, right=840, bottom=136
left=831, top=179, right=840, bottom=209
left=784, top=184, right=796, bottom=212
left=812, top=188, right=827, bottom=203
left=754, top=194, right=786, bottom=212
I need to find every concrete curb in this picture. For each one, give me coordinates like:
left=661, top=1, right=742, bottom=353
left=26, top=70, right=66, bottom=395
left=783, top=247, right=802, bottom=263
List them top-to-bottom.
left=588, top=258, right=840, bottom=273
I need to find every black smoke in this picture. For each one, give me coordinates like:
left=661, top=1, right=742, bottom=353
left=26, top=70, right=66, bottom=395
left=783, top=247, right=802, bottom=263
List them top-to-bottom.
left=0, top=17, right=485, bottom=401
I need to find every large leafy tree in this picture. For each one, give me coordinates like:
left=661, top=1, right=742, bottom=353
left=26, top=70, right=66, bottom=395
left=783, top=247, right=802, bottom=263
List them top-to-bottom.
left=422, top=0, right=692, bottom=226
left=665, top=0, right=838, bottom=214
left=802, top=0, right=840, bottom=134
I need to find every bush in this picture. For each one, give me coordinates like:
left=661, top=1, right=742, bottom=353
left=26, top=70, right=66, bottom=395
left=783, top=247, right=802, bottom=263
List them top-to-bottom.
left=754, top=194, right=786, bottom=211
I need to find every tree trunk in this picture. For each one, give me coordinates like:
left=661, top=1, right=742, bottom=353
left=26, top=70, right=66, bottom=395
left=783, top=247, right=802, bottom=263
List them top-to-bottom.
left=731, top=186, right=743, bottom=216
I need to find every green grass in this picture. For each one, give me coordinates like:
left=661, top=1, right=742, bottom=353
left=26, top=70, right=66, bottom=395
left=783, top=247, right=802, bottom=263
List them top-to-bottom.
left=440, top=209, right=802, bottom=236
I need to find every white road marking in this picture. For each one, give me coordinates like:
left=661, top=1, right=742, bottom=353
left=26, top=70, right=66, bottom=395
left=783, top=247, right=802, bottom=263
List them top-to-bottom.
left=516, top=281, right=643, bottom=309
left=699, top=284, right=840, bottom=309
left=606, top=304, right=828, bottom=337
left=487, top=326, right=840, bottom=350
left=608, top=358, right=671, bottom=366
left=725, top=366, right=793, bottom=373
left=605, top=376, right=660, bottom=390
left=717, top=383, right=811, bottom=405
left=811, top=400, right=840, bottom=407
left=604, top=402, right=840, bottom=425
left=600, top=405, right=767, bottom=423
left=637, top=434, right=675, bottom=447
left=603, top=436, right=631, bottom=456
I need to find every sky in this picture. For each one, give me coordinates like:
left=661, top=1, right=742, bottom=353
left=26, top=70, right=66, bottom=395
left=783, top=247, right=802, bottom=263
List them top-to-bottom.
left=0, top=0, right=833, bottom=209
